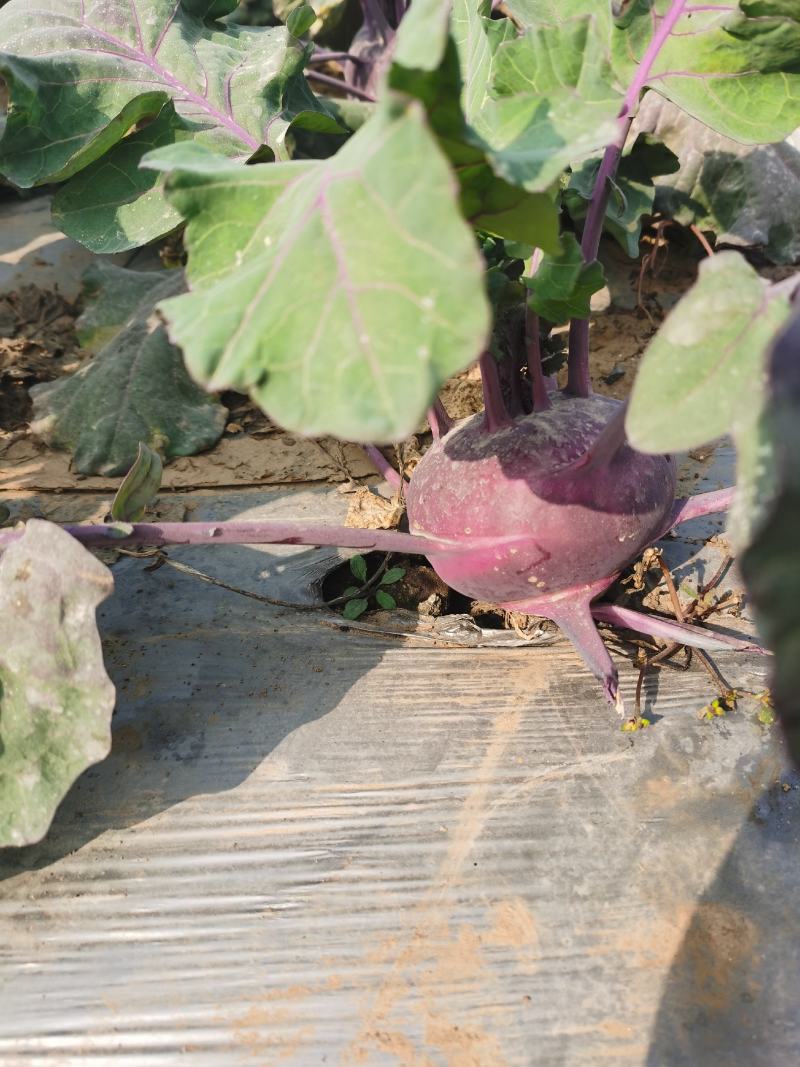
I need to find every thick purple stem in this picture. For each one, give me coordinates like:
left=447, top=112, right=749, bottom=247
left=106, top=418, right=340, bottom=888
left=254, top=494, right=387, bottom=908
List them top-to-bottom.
left=566, top=0, right=688, bottom=397
left=525, top=253, right=550, bottom=413
left=526, top=313, right=551, bottom=412
left=479, top=352, right=514, bottom=432
left=428, top=398, right=453, bottom=440
left=567, top=402, right=628, bottom=474
left=364, top=444, right=404, bottom=487
left=668, top=486, right=734, bottom=529
left=0, top=521, right=501, bottom=557
left=547, top=598, right=623, bottom=713
left=592, top=603, right=767, bottom=655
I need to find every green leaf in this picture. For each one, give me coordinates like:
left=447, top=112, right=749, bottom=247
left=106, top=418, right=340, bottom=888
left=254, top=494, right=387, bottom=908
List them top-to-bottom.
left=0, top=0, right=335, bottom=250
left=182, top=0, right=240, bottom=18
left=392, top=0, right=452, bottom=72
left=507, top=0, right=800, bottom=145
left=287, top=3, right=317, bottom=37
left=389, top=7, right=559, bottom=250
left=466, top=14, right=622, bottom=193
left=148, top=99, right=492, bottom=442
left=52, top=103, right=195, bottom=254
left=567, top=133, right=680, bottom=257
left=143, top=143, right=315, bottom=286
left=460, top=168, right=559, bottom=249
left=524, top=232, right=605, bottom=324
left=626, top=252, right=791, bottom=454
left=75, top=262, right=174, bottom=353
left=29, top=270, right=227, bottom=476
left=729, top=273, right=799, bottom=548
left=741, top=308, right=800, bottom=766
left=111, top=442, right=164, bottom=522
left=0, top=520, right=115, bottom=847
left=349, top=554, right=368, bottom=582
left=380, top=566, right=406, bottom=585
left=342, top=585, right=360, bottom=597
left=375, top=589, right=397, bottom=610
left=342, top=597, right=368, bottom=620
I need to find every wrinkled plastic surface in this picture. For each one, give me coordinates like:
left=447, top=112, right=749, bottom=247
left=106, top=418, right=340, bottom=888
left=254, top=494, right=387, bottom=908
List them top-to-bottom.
left=0, top=449, right=797, bottom=1065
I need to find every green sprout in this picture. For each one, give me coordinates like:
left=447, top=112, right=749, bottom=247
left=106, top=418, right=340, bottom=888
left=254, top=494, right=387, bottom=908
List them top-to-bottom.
left=341, top=555, right=406, bottom=620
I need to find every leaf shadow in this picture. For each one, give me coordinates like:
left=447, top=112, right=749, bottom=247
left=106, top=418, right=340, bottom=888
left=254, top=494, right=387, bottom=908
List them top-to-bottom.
left=0, top=542, right=397, bottom=878
left=646, top=772, right=800, bottom=1066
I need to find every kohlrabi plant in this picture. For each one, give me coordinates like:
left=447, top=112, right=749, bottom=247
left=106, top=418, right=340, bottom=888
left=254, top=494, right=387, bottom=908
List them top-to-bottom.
left=1, top=0, right=799, bottom=845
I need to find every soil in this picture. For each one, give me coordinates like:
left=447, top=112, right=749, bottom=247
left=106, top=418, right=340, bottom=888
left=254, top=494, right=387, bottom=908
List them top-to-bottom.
left=0, top=285, right=85, bottom=430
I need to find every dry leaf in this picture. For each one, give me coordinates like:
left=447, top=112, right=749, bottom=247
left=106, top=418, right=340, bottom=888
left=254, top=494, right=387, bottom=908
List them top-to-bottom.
left=344, top=486, right=404, bottom=530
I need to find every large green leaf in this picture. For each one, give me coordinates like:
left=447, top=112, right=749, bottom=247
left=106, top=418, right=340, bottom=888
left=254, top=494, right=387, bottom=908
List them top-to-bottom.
left=0, top=0, right=337, bottom=249
left=393, top=0, right=452, bottom=72
left=506, top=0, right=800, bottom=144
left=388, top=2, right=559, bottom=249
left=455, top=5, right=621, bottom=192
left=144, top=98, right=492, bottom=443
left=51, top=104, right=195, bottom=254
left=524, top=232, right=605, bottom=324
left=626, top=252, right=791, bottom=453
left=30, top=270, right=227, bottom=475
left=741, top=308, right=800, bottom=765
left=0, top=520, right=115, bottom=848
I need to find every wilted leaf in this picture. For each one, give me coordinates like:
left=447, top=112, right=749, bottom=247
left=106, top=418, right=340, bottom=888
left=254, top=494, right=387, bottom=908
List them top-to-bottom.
left=0, top=0, right=337, bottom=249
left=635, top=91, right=800, bottom=265
left=146, top=99, right=491, bottom=442
left=524, top=233, right=605, bottom=324
left=626, top=252, right=790, bottom=453
left=76, top=262, right=174, bottom=353
left=30, top=271, right=226, bottom=475
left=111, top=442, right=164, bottom=521
left=345, top=486, right=404, bottom=530
left=0, top=520, right=115, bottom=847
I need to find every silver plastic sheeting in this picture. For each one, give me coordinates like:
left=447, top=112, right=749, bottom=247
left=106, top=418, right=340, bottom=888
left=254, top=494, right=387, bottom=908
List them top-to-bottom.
left=1, top=452, right=797, bottom=1065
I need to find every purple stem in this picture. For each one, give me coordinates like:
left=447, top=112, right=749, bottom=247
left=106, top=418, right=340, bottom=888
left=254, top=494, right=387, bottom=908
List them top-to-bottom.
left=360, top=0, right=393, bottom=36
left=566, top=0, right=688, bottom=397
left=311, top=51, right=365, bottom=64
left=306, top=70, right=377, bottom=102
left=525, top=250, right=551, bottom=412
left=526, top=313, right=551, bottom=412
left=479, top=352, right=514, bottom=432
left=428, top=398, right=453, bottom=440
left=567, top=402, right=628, bottom=473
left=364, top=444, right=404, bottom=487
left=668, top=486, right=734, bottom=529
left=0, top=521, right=509, bottom=557
left=547, top=598, right=623, bottom=713
left=592, top=603, right=767, bottom=655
